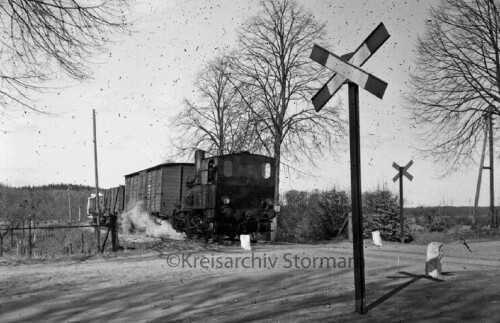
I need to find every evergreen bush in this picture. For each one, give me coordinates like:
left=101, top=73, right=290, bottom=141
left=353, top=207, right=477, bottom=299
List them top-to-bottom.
left=362, top=189, right=413, bottom=242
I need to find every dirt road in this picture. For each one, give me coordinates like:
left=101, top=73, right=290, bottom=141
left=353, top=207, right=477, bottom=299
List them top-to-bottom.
left=1, top=240, right=499, bottom=322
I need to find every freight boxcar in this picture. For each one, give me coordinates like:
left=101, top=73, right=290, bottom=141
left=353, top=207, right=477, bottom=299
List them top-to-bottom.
left=124, top=163, right=195, bottom=218
left=87, top=186, right=125, bottom=221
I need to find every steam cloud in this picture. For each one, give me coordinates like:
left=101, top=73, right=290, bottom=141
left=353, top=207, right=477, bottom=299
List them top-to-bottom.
left=119, top=202, right=186, bottom=240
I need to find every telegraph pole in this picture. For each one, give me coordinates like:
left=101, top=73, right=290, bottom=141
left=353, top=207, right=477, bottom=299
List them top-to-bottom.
left=472, top=106, right=498, bottom=229
left=488, top=106, right=496, bottom=228
left=93, top=109, right=101, bottom=252
left=472, top=123, right=488, bottom=228
left=399, top=167, right=404, bottom=241
left=67, top=185, right=72, bottom=223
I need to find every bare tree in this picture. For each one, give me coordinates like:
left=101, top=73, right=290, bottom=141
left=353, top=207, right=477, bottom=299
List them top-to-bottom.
left=0, top=0, right=129, bottom=115
left=229, top=0, right=345, bottom=238
left=407, top=0, right=500, bottom=170
left=407, top=0, right=500, bottom=228
left=170, top=54, right=263, bottom=157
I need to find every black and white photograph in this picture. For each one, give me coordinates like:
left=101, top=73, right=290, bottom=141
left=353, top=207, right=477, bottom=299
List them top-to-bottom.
left=1, top=0, right=499, bottom=322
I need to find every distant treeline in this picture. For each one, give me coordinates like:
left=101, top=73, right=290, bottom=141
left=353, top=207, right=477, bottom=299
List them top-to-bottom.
left=0, top=182, right=488, bottom=227
left=0, top=183, right=95, bottom=223
left=13, top=183, right=94, bottom=191
left=406, top=206, right=491, bottom=218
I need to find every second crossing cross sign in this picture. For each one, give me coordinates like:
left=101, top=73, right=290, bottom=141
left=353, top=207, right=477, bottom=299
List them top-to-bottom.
left=310, top=23, right=390, bottom=315
left=393, top=160, right=414, bottom=243
left=393, top=160, right=414, bottom=182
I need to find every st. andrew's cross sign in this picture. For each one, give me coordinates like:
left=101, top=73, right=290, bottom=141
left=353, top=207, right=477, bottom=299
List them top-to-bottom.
left=310, top=22, right=390, bottom=315
left=311, top=23, right=390, bottom=112
left=393, top=160, right=414, bottom=243
left=393, top=160, right=414, bottom=182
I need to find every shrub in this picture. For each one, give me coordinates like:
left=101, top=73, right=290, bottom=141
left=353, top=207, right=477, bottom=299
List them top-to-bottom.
left=279, top=188, right=414, bottom=243
left=278, top=189, right=350, bottom=243
left=314, top=189, right=351, bottom=238
left=362, top=189, right=413, bottom=242
left=278, top=190, right=309, bottom=242
left=416, top=207, right=452, bottom=232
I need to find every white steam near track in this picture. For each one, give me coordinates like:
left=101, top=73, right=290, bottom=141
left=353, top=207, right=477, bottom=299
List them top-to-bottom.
left=119, top=202, right=186, bottom=240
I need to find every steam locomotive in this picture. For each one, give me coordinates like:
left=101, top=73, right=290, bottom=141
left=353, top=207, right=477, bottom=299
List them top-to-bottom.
left=87, top=150, right=276, bottom=240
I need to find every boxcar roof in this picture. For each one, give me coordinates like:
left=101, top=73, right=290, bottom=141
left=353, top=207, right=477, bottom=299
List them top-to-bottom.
left=208, top=151, right=273, bottom=160
left=124, top=162, right=194, bottom=178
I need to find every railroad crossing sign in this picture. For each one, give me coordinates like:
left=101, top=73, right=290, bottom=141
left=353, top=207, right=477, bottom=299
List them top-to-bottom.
left=311, top=22, right=390, bottom=111
left=310, top=23, right=390, bottom=315
left=392, top=160, right=414, bottom=182
left=393, top=160, right=414, bottom=243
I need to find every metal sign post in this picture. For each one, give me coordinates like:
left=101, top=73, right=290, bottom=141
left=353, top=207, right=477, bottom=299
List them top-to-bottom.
left=310, top=22, right=390, bottom=314
left=392, top=160, right=413, bottom=243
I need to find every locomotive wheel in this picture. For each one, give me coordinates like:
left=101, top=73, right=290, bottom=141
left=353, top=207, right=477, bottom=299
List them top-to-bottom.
left=171, top=212, right=185, bottom=232
left=185, top=212, right=204, bottom=238
left=203, top=218, right=214, bottom=242
left=204, top=218, right=224, bottom=243
left=204, top=228, right=216, bottom=242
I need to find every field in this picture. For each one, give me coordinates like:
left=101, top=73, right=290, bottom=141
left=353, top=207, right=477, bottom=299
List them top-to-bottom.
left=1, top=236, right=499, bottom=322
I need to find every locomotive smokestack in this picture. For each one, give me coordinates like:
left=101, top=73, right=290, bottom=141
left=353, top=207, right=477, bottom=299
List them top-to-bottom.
left=194, top=149, right=205, bottom=173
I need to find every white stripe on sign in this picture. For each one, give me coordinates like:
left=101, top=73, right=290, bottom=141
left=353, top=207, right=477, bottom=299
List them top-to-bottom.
left=351, top=44, right=371, bottom=67
left=311, top=45, right=387, bottom=99
left=323, top=52, right=370, bottom=89
left=325, top=75, right=346, bottom=99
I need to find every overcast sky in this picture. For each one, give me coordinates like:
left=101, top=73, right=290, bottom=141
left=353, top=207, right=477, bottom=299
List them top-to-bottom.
left=1, top=0, right=494, bottom=207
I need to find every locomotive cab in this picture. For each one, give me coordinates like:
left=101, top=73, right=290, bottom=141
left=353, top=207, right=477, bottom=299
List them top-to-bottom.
left=176, top=150, right=276, bottom=240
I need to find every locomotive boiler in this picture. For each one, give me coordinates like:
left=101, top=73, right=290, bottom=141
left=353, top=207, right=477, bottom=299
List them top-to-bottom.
left=87, top=150, right=276, bottom=240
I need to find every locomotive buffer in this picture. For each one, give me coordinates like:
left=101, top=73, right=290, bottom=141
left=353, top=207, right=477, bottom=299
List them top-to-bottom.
left=310, top=22, right=390, bottom=314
